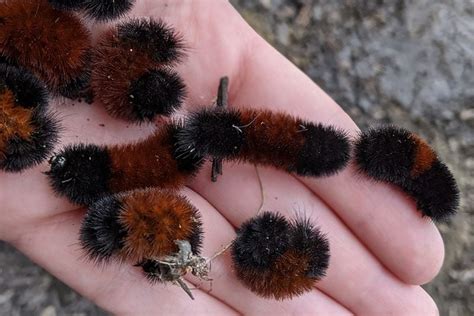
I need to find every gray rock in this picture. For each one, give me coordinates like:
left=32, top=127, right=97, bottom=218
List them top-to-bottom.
left=0, top=242, right=105, bottom=315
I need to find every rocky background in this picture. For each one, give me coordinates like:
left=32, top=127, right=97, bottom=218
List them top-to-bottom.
left=1, top=0, right=472, bottom=315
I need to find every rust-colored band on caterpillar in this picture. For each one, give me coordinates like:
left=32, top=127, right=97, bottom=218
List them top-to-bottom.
left=0, top=89, right=34, bottom=151
left=238, top=109, right=307, bottom=171
left=107, top=125, right=201, bottom=193
left=409, top=134, right=437, bottom=177
left=119, top=189, right=202, bottom=262
left=235, top=249, right=316, bottom=300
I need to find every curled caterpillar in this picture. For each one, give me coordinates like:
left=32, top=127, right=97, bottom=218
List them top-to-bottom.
left=0, top=0, right=92, bottom=98
left=91, top=19, right=186, bottom=122
left=0, top=64, right=59, bottom=172
left=176, top=107, right=351, bottom=178
left=47, top=123, right=203, bottom=205
left=354, top=126, right=459, bottom=221
left=231, top=212, right=330, bottom=300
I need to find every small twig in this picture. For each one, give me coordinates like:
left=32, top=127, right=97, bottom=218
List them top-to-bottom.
left=211, top=77, right=229, bottom=182
left=217, top=77, right=229, bottom=108
left=211, top=162, right=219, bottom=182
left=254, top=165, right=265, bottom=216
left=207, top=242, right=232, bottom=263
left=177, top=278, right=195, bottom=300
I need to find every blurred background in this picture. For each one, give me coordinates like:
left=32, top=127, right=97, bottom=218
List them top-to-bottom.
left=1, top=0, right=472, bottom=315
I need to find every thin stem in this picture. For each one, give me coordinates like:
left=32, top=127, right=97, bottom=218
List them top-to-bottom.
left=211, top=76, right=229, bottom=182
left=216, top=76, right=229, bottom=108
left=177, top=278, right=195, bottom=300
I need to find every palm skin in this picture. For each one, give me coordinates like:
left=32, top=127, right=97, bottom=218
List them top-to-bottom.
left=0, top=1, right=443, bottom=314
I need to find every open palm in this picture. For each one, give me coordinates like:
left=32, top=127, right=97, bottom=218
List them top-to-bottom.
left=0, top=1, right=443, bottom=314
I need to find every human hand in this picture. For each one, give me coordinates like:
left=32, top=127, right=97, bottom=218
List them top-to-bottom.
left=0, top=1, right=442, bottom=314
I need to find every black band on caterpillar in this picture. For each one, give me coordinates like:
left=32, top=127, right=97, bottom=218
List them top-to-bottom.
left=127, top=68, right=186, bottom=121
left=176, top=107, right=351, bottom=177
left=46, top=123, right=204, bottom=205
left=354, top=126, right=459, bottom=221
left=47, top=143, right=111, bottom=205
left=79, top=193, right=127, bottom=263
left=232, top=212, right=292, bottom=270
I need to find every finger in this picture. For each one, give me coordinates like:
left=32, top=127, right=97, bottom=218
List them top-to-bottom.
left=189, top=162, right=439, bottom=315
left=0, top=165, right=70, bottom=240
left=305, top=165, right=445, bottom=285
left=182, top=188, right=352, bottom=315
left=10, top=208, right=238, bottom=315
